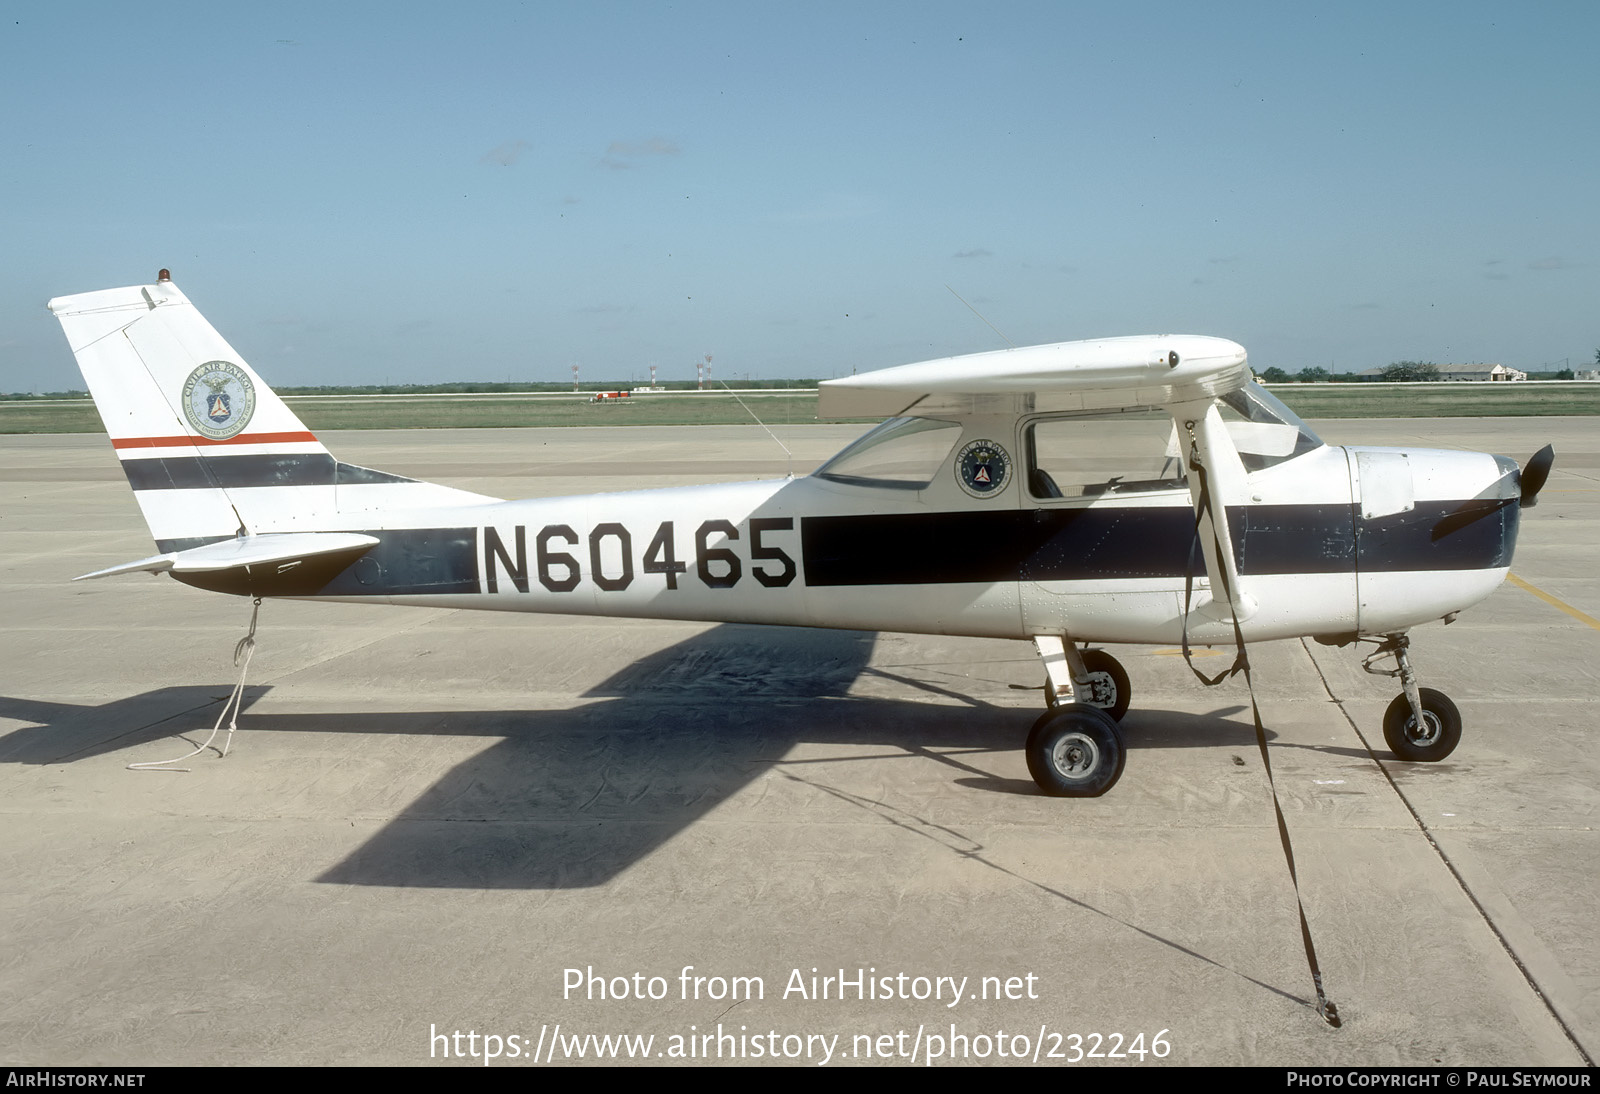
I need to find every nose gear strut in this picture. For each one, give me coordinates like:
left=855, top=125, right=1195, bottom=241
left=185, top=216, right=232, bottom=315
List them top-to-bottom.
left=1360, top=634, right=1463, bottom=762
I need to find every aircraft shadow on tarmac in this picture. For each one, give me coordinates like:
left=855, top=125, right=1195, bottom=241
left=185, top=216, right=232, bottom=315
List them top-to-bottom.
left=0, top=624, right=1370, bottom=893
left=0, top=686, right=276, bottom=766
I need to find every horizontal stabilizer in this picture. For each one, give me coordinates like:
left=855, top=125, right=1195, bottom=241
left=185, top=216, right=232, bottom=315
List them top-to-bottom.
left=76, top=532, right=380, bottom=581
left=74, top=553, right=179, bottom=580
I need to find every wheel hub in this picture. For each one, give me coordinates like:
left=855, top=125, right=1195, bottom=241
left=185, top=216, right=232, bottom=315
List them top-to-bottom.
left=1407, top=711, right=1442, bottom=745
left=1051, top=732, right=1100, bottom=781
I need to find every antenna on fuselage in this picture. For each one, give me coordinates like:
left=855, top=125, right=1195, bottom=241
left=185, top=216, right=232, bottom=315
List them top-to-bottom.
left=944, top=284, right=1015, bottom=348
left=717, top=378, right=793, bottom=476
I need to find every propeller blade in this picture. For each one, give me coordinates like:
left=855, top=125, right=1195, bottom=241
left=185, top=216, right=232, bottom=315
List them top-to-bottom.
left=1521, top=444, right=1555, bottom=508
left=1431, top=497, right=1512, bottom=542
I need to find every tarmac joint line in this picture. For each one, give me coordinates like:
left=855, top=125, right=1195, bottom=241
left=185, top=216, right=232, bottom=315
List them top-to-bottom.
left=1298, top=638, right=1596, bottom=1065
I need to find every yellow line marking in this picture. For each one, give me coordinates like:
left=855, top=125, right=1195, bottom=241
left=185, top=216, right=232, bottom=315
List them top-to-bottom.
left=1508, top=573, right=1600, bottom=632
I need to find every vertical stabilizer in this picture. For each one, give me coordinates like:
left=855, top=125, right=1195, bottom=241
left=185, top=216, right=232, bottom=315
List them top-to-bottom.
left=49, top=275, right=495, bottom=554
left=49, top=277, right=333, bottom=549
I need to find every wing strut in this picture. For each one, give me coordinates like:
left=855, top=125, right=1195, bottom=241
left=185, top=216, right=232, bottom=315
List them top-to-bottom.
left=1178, top=408, right=1342, bottom=1029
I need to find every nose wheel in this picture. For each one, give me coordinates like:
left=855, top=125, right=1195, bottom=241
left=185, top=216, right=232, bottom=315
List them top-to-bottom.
left=1362, top=634, right=1462, bottom=762
left=1382, top=687, right=1461, bottom=762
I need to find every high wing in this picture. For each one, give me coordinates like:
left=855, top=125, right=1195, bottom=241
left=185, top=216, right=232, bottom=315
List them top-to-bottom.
left=817, top=333, right=1262, bottom=625
left=817, top=335, right=1251, bottom=419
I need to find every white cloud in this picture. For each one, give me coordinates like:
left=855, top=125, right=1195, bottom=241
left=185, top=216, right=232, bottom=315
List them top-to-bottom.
left=600, top=138, right=681, bottom=169
left=481, top=140, right=532, bottom=167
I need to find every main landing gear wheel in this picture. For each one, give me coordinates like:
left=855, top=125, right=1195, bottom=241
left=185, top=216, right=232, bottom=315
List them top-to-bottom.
left=1043, top=649, right=1131, bottom=722
left=1079, top=649, right=1131, bottom=722
left=1382, top=688, right=1462, bottom=762
left=1026, top=703, right=1126, bottom=797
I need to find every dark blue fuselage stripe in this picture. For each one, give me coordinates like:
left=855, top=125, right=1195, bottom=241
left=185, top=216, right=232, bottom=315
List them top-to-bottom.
left=123, top=454, right=415, bottom=491
left=1356, top=498, right=1516, bottom=572
left=154, top=499, right=1514, bottom=597
left=798, top=501, right=1514, bottom=586
left=802, top=508, right=1194, bottom=586
left=163, top=527, right=479, bottom=597
left=318, top=527, right=478, bottom=595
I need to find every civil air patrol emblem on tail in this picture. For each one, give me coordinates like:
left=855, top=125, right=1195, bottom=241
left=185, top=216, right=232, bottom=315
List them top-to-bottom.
left=182, top=361, right=256, bottom=440
left=955, top=439, right=1010, bottom=498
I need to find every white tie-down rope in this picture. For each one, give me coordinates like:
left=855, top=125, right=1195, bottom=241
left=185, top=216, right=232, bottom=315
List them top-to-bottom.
left=129, top=598, right=261, bottom=772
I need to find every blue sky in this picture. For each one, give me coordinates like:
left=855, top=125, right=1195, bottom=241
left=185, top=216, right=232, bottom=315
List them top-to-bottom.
left=3, top=2, right=1596, bottom=391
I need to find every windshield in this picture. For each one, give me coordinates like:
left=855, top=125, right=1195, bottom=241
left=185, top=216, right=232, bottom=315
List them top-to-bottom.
left=1218, top=382, right=1323, bottom=471
left=814, top=416, right=963, bottom=489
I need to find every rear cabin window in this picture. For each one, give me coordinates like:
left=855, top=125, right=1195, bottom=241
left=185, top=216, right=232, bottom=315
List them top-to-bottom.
left=814, top=416, right=963, bottom=489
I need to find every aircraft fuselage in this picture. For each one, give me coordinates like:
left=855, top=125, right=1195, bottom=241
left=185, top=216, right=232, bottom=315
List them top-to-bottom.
left=170, top=439, right=1519, bottom=648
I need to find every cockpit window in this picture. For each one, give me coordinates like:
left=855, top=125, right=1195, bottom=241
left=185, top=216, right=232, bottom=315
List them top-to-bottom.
left=1024, top=383, right=1324, bottom=499
left=1218, top=383, right=1323, bottom=471
left=1026, top=408, right=1188, bottom=499
left=814, top=416, right=963, bottom=489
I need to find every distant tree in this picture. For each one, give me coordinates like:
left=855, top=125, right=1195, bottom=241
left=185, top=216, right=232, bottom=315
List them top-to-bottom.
left=1382, top=361, right=1441, bottom=382
left=1295, top=366, right=1330, bottom=383
left=1257, top=367, right=1290, bottom=383
left=1556, top=369, right=1575, bottom=380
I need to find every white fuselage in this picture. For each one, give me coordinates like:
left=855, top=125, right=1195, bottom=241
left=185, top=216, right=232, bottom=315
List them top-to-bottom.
left=264, top=425, right=1516, bottom=649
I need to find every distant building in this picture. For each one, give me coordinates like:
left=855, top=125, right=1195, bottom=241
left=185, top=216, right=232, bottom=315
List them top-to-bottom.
left=1437, top=363, right=1526, bottom=382
left=1576, top=369, right=1600, bottom=382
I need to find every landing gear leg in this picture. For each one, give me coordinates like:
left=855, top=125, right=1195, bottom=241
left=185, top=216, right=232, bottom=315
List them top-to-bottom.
left=1361, top=634, right=1462, bottom=762
left=1026, top=636, right=1130, bottom=796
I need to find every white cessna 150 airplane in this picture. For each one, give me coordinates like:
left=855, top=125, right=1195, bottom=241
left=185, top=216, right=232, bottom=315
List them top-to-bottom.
left=49, top=274, right=1552, bottom=797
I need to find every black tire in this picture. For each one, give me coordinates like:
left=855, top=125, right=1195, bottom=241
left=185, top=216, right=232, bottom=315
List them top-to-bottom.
left=1079, top=649, right=1131, bottom=722
left=1382, top=688, right=1462, bottom=762
left=1026, top=704, right=1127, bottom=797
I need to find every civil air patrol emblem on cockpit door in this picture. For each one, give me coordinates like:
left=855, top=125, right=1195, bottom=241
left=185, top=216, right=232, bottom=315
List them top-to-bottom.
left=181, top=361, right=256, bottom=440
left=955, top=439, right=1011, bottom=498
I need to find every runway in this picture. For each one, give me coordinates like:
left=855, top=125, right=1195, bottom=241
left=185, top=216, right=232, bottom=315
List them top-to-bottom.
left=2, top=419, right=1595, bottom=1066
